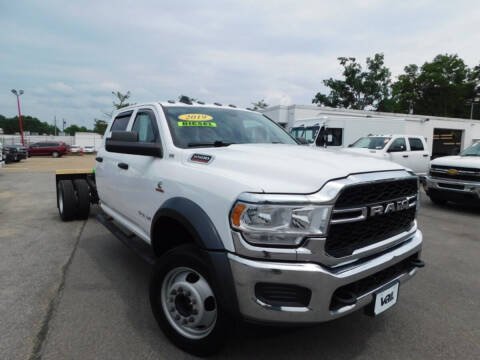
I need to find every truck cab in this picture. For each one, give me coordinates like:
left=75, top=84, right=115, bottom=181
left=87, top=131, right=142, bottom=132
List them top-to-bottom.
left=343, top=135, right=430, bottom=176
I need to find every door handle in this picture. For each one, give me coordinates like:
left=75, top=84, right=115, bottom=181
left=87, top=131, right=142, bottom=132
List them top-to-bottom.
left=423, top=154, right=429, bottom=157
left=402, top=155, right=409, bottom=158
left=95, top=157, right=103, bottom=162
left=117, top=162, right=129, bottom=170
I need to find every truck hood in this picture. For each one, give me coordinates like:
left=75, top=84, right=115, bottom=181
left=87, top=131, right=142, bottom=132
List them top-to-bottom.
left=182, top=144, right=404, bottom=194
left=431, top=155, right=480, bottom=169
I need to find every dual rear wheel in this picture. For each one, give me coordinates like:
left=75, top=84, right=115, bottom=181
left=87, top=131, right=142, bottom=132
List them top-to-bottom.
left=57, top=179, right=90, bottom=221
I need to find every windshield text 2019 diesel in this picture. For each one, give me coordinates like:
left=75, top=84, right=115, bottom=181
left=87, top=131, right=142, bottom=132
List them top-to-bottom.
left=54, top=101, right=425, bottom=356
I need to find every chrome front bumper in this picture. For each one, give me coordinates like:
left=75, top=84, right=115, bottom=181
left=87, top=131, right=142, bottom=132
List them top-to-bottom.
left=425, top=176, right=480, bottom=198
left=228, top=230, right=422, bottom=324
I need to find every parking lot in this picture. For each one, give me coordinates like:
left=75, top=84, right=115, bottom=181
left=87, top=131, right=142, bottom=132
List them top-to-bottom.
left=1, top=157, right=479, bottom=360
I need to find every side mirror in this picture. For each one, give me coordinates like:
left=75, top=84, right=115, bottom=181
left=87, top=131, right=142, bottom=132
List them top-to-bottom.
left=106, top=131, right=162, bottom=157
left=296, top=137, right=309, bottom=145
left=348, top=144, right=353, bottom=148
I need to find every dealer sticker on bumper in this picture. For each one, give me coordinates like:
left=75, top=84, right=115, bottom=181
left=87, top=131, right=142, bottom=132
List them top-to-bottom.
left=374, top=282, right=399, bottom=315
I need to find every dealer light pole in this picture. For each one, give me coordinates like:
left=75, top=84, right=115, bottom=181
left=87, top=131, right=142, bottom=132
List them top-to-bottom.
left=11, top=89, right=25, bottom=146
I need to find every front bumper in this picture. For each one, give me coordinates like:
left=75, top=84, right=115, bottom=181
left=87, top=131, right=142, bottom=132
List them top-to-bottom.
left=425, top=176, right=480, bottom=200
left=228, top=230, right=422, bottom=324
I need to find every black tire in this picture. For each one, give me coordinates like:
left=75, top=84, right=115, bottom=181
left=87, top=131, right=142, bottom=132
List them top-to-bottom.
left=52, top=151, right=59, bottom=158
left=73, top=179, right=90, bottom=219
left=57, top=180, right=77, bottom=221
left=429, top=194, right=447, bottom=205
left=150, top=244, right=229, bottom=356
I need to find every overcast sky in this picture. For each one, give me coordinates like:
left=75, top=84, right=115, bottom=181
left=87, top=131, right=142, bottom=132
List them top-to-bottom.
left=1, top=0, right=479, bottom=128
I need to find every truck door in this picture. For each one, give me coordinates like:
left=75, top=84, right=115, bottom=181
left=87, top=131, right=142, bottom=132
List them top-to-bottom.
left=116, top=108, right=166, bottom=236
left=95, top=110, right=134, bottom=218
left=386, top=137, right=411, bottom=169
left=407, top=137, right=430, bottom=175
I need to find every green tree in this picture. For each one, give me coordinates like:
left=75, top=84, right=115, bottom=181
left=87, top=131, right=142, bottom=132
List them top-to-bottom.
left=313, top=53, right=392, bottom=110
left=390, top=54, right=477, bottom=118
left=112, top=91, right=132, bottom=109
left=251, top=99, right=268, bottom=110
left=0, top=115, right=59, bottom=135
left=93, top=119, right=108, bottom=135
left=64, top=124, right=88, bottom=136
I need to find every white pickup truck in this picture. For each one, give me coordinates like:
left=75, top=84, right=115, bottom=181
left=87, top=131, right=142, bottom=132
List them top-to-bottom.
left=55, top=101, right=424, bottom=355
left=343, top=135, right=430, bottom=176
left=425, top=141, right=480, bottom=205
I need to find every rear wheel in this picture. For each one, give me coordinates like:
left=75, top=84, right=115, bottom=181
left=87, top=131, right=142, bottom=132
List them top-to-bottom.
left=52, top=151, right=59, bottom=158
left=73, top=179, right=90, bottom=219
left=57, top=180, right=77, bottom=221
left=150, top=244, right=229, bottom=356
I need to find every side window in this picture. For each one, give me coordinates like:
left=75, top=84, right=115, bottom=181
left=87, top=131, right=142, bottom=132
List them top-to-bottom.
left=131, top=111, right=158, bottom=143
left=110, top=112, right=132, bottom=132
left=316, top=128, right=343, bottom=146
left=389, top=137, right=407, bottom=152
left=409, top=137, right=424, bottom=151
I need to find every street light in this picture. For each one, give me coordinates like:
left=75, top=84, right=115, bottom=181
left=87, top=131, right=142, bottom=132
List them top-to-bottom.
left=11, top=89, right=25, bottom=146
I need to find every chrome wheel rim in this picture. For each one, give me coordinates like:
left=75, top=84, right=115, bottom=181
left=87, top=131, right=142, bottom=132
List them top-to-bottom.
left=161, top=267, right=217, bottom=339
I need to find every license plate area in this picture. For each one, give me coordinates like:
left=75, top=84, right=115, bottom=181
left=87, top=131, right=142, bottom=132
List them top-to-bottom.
left=366, top=282, right=399, bottom=316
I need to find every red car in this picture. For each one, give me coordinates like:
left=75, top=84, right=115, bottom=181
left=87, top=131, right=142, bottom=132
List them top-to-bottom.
left=28, top=142, right=68, bottom=157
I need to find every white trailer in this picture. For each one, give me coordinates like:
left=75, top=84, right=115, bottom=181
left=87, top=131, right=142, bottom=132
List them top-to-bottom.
left=74, top=132, right=103, bottom=151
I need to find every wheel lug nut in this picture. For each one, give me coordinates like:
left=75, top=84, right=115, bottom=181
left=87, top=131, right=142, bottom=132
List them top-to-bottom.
left=192, top=309, right=198, bottom=315
left=189, top=317, right=194, bottom=323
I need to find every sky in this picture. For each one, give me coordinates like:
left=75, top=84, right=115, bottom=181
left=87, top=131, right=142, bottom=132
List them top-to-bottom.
left=1, top=0, right=479, bottom=129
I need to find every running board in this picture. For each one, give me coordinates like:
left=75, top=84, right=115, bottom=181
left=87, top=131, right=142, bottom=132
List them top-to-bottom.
left=97, top=213, right=156, bottom=265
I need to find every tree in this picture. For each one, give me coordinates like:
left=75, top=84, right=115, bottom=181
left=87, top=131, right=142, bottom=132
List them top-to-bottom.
left=312, top=53, right=392, bottom=110
left=389, top=54, right=477, bottom=118
left=112, top=91, right=132, bottom=109
left=251, top=99, right=268, bottom=110
left=0, top=115, right=59, bottom=135
left=93, top=119, right=108, bottom=135
left=64, top=124, right=88, bottom=136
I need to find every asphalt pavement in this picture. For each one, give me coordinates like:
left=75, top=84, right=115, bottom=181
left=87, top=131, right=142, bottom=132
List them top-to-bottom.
left=1, top=168, right=479, bottom=360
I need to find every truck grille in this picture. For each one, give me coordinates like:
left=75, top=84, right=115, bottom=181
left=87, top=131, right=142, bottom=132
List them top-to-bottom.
left=430, top=165, right=480, bottom=182
left=326, top=178, right=418, bottom=258
left=335, top=178, right=418, bottom=208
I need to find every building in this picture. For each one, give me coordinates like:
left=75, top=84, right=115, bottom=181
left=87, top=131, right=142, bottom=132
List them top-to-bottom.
left=262, top=105, right=480, bottom=157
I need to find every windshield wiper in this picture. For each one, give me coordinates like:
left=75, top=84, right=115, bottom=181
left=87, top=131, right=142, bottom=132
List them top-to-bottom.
left=187, top=141, right=235, bottom=148
left=462, top=154, right=480, bottom=156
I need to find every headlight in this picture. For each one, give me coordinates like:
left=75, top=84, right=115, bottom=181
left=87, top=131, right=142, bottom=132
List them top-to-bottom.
left=230, top=201, right=332, bottom=247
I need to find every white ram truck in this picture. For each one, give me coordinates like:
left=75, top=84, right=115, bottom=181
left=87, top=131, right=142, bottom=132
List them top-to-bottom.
left=55, top=101, right=425, bottom=356
left=343, top=135, right=430, bottom=176
left=425, top=141, right=480, bottom=205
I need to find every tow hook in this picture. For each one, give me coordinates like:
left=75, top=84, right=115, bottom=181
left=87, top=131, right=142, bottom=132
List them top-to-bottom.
left=411, top=258, right=425, bottom=268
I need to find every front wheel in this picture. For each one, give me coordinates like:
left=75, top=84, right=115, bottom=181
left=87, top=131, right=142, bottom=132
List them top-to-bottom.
left=52, top=151, right=59, bottom=158
left=150, top=244, right=229, bottom=356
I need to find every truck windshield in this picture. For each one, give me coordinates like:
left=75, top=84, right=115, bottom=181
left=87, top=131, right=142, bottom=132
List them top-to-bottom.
left=163, top=106, right=297, bottom=148
left=351, top=137, right=391, bottom=150
left=460, top=142, right=480, bottom=156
